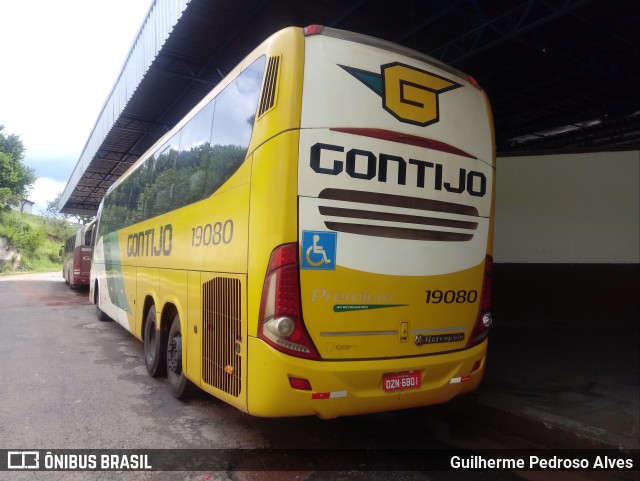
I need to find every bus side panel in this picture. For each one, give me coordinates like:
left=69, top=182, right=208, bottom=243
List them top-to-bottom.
left=246, top=27, right=304, bottom=157
left=484, top=94, right=497, bottom=259
left=246, top=132, right=300, bottom=339
left=100, top=163, right=252, bottom=275
left=174, top=183, right=251, bottom=273
left=91, top=238, right=119, bottom=323
left=63, top=254, right=72, bottom=284
left=121, top=264, right=137, bottom=332
left=136, top=267, right=159, bottom=339
left=159, top=269, right=188, bottom=338
left=186, top=270, right=201, bottom=388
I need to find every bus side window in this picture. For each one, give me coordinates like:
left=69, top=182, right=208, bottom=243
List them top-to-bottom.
left=204, top=56, right=265, bottom=198
left=96, top=57, right=266, bottom=236
left=176, top=99, right=216, bottom=204
left=149, top=133, right=181, bottom=218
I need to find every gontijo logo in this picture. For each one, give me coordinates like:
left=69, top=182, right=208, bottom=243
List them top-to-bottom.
left=340, top=62, right=462, bottom=126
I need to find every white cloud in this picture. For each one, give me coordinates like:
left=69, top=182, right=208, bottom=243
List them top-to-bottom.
left=0, top=0, right=152, bottom=188
left=28, top=178, right=67, bottom=215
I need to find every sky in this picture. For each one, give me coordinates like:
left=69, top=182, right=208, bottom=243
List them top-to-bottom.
left=0, top=0, right=153, bottom=214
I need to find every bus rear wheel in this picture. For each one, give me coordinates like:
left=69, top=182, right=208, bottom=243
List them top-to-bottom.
left=144, top=305, right=166, bottom=378
left=167, top=313, right=195, bottom=399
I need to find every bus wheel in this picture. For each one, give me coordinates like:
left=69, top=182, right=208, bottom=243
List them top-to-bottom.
left=94, top=284, right=112, bottom=322
left=144, top=305, right=166, bottom=378
left=167, top=313, right=195, bottom=399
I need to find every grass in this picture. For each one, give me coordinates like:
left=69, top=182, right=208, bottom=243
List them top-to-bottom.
left=0, top=210, right=76, bottom=274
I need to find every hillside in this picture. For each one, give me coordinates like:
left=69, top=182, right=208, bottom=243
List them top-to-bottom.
left=0, top=209, right=76, bottom=273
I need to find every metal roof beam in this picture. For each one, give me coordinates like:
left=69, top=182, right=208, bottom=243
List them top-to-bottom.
left=326, top=0, right=371, bottom=27
left=429, top=0, right=595, bottom=65
left=498, top=96, right=640, bottom=140
left=505, top=117, right=640, bottom=153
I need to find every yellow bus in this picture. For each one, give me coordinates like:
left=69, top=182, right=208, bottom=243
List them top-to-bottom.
left=90, top=25, right=495, bottom=418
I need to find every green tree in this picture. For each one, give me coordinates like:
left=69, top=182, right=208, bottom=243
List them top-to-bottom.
left=0, top=125, right=37, bottom=208
left=46, top=191, right=94, bottom=225
left=46, top=191, right=69, bottom=220
left=0, top=210, right=45, bottom=257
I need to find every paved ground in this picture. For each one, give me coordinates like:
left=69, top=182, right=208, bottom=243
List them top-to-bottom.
left=0, top=271, right=637, bottom=481
left=0, top=272, right=519, bottom=481
left=463, top=326, right=639, bottom=451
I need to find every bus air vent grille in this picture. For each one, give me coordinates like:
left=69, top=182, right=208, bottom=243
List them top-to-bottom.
left=257, top=56, right=280, bottom=118
left=318, top=188, right=479, bottom=242
left=202, top=277, right=242, bottom=397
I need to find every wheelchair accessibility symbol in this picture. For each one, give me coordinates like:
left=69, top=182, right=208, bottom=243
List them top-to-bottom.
left=301, top=231, right=337, bottom=270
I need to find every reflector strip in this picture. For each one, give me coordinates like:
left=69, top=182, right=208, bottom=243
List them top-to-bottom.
left=450, top=375, right=472, bottom=384
left=312, top=390, right=347, bottom=400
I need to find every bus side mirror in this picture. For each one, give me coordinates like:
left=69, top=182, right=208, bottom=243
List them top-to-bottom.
left=59, top=247, right=63, bottom=257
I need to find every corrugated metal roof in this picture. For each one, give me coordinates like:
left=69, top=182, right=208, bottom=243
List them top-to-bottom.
left=60, top=0, right=640, bottom=214
left=60, top=0, right=190, bottom=214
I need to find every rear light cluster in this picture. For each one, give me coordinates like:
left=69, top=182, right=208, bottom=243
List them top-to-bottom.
left=303, top=25, right=325, bottom=36
left=467, top=74, right=483, bottom=90
left=258, top=243, right=320, bottom=360
left=466, top=255, right=493, bottom=349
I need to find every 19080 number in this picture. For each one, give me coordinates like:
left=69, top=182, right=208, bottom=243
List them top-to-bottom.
left=191, top=220, right=233, bottom=247
left=425, top=290, right=478, bottom=304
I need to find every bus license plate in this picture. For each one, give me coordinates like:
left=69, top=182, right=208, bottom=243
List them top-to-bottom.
left=383, top=371, right=421, bottom=392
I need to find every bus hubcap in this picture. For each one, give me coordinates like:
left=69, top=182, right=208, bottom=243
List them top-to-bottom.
left=167, top=336, right=181, bottom=374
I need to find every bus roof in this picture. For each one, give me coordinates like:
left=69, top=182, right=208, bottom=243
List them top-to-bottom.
left=304, top=25, right=476, bottom=88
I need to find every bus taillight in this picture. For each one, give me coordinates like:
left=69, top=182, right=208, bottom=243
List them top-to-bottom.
left=304, top=25, right=325, bottom=36
left=467, top=74, right=483, bottom=90
left=259, top=243, right=320, bottom=360
left=466, top=255, right=493, bottom=349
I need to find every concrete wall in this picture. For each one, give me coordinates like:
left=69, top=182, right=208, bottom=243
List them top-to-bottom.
left=492, top=150, right=639, bottom=327
left=494, top=150, right=639, bottom=264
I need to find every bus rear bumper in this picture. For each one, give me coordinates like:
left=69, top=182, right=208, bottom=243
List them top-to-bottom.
left=246, top=336, right=487, bottom=418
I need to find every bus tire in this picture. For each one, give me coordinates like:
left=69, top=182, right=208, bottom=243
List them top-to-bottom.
left=94, top=284, right=112, bottom=322
left=144, top=305, right=166, bottom=378
left=167, top=313, right=195, bottom=399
